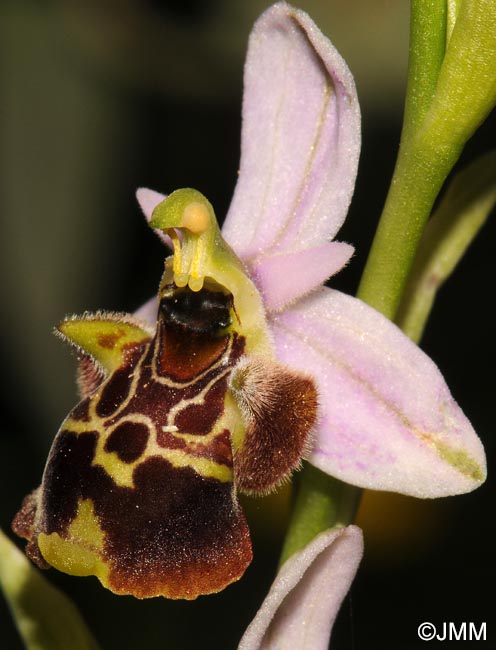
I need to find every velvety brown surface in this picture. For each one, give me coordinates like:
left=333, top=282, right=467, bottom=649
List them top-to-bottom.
left=39, top=431, right=251, bottom=599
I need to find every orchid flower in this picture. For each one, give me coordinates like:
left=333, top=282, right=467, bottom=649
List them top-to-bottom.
left=5, top=2, right=491, bottom=649
left=137, top=3, right=486, bottom=500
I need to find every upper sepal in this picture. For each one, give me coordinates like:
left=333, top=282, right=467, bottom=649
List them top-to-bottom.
left=222, top=1, right=360, bottom=260
left=271, top=287, right=486, bottom=498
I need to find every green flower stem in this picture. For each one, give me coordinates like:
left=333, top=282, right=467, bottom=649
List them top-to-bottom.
left=356, top=0, right=447, bottom=320
left=357, top=0, right=447, bottom=319
left=358, top=0, right=496, bottom=320
left=279, top=466, right=360, bottom=566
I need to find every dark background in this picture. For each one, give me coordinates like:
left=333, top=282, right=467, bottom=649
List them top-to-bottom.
left=1, top=1, right=494, bottom=648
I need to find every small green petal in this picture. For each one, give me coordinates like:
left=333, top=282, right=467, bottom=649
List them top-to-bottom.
left=0, top=529, right=99, bottom=650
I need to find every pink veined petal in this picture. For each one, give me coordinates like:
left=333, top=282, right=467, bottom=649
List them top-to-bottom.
left=222, top=1, right=360, bottom=261
left=136, top=187, right=172, bottom=248
left=136, top=187, right=166, bottom=220
left=249, top=242, right=354, bottom=313
left=270, top=287, right=486, bottom=498
left=133, top=296, right=158, bottom=325
left=238, top=526, right=363, bottom=650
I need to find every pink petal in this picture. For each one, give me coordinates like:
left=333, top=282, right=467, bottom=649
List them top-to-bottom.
left=222, top=2, right=360, bottom=261
left=136, top=187, right=166, bottom=220
left=135, top=188, right=172, bottom=248
left=249, top=242, right=354, bottom=313
left=271, top=288, right=486, bottom=498
left=133, top=296, right=158, bottom=325
left=238, top=526, right=363, bottom=650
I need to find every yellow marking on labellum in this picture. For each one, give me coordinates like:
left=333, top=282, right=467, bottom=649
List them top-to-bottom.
left=62, top=342, right=147, bottom=434
left=65, top=344, right=149, bottom=433
left=63, top=345, right=235, bottom=487
left=94, top=346, right=149, bottom=422
left=166, top=367, right=232, bottom=426
left=169, top=382, right=245, bottom=453
left=85, top=412, right=233, bottom=487
left=91, top=413, right=155, bottom=487
left=167, top=414, right=236, bottom=447
left=63, top=415, right=102, bottom=435
left=168, top=428, right=223, bottom=445
left=93, top=445, right=232, bottom=487
left=92, top=449, right=136, bottom=488
left=163, top=450, right=233, bottom=482
left=38, top=499, right=109, bottom=579
left=68, top=499, right=105, bottom=549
